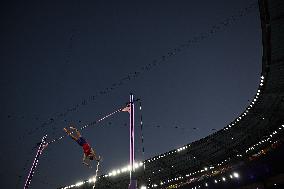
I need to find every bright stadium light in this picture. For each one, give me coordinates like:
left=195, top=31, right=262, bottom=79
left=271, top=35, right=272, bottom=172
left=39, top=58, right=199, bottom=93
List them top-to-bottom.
left=112, top=170, right=117, bottom=176
left=233, top=172, right=239, bottom=178
left=88, top=177, right=96, bottom=183
left=75, top=181, right=84, bottom=187
left=140, top=186, right=147, bottom=189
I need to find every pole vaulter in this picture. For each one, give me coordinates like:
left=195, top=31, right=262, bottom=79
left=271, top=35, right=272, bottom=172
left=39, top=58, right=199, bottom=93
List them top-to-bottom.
left=23, top=95, right=140, bottom=189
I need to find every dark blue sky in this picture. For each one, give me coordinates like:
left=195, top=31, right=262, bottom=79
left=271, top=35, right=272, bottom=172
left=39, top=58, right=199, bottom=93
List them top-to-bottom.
left=0, top=0, right=262, bottom=188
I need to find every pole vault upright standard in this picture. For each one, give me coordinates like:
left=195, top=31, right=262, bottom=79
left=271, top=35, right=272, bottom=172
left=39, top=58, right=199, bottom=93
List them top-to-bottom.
left=129, top=93, right=137, bottom=189
left=24, top=135, right=48, bottom=189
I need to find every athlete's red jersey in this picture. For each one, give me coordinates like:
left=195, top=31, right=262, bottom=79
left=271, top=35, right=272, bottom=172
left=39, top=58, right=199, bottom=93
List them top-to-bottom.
left=82, top=143, right=91, bottom=156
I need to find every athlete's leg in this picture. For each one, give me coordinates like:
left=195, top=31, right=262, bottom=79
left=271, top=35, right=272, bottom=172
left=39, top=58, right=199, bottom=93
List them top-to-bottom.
left=91, top=148, right=100, bottom=161
left=82, top=153, right=91, bottom=168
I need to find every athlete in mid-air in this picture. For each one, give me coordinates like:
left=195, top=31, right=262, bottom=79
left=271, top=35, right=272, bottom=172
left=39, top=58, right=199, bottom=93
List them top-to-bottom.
left=64, top=126, right=100, bottom=168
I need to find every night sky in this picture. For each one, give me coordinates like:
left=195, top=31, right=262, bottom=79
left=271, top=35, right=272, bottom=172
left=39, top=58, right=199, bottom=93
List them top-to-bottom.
left=0, top=0, right=262, bottom=188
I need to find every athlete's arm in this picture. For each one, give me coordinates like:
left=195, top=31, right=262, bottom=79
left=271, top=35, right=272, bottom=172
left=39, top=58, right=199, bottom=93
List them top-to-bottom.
left=70, top=126, right=82, bottom=138
left=64, top=127, right=78, bottom=141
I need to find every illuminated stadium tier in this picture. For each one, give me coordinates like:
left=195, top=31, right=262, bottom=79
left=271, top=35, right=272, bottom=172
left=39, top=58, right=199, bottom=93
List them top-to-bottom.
left=59, top=0, right=284, bottom=188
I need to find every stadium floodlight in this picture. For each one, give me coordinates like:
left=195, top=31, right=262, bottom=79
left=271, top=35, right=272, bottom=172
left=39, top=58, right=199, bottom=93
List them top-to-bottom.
left=112, top=170, right=117, bottom=176
left=233, top=172, right=239, bottom=178
left=88, top=177, right=96, bottom=183
left=222, top=177, right=226, bottom=181
left=75, top=181, right=84, bottom=187
left=140, top=186, right=147, bottom=189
